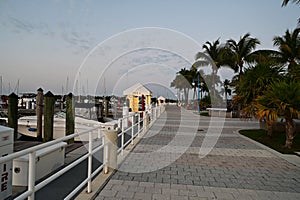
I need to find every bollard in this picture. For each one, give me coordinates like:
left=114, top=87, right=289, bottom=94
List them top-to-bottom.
left=36, top=88, right=43, bottom=141
left=44, top=91, right=55, bottom=142
left=8, top=92, right=18, bottom=140
left=66, top=93, right=75, bottom=144
left=103, top=129, right=118, bottom=174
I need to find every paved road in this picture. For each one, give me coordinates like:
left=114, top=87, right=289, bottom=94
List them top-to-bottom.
left=95, top=105, right=300, bottom=200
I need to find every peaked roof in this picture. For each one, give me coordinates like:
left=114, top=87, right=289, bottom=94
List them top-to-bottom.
left=123, top=83, right=152, bottom=96
left=158, top=96, right=166, bottom=100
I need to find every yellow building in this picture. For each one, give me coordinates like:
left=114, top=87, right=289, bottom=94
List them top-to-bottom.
left=123, top=83, right=152, bottom=112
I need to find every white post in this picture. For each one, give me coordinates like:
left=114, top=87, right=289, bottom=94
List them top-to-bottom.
left=122, top=106, right=129, bottom=129
left=143, top=111, right=146, bottom=133
left=138, top=113, right=141, bottom=136
left=131, top=115, right=134, bottom=144
left=121, top=118, right=124, bottom=154
left=97, top=128, right=101, bottom=139
left=103, top=129, right=118, bottom=174
left=87, top=131, right=92, bottom=193
left=102, top=131, right=108, bottom=173
left=28, top=152, right=36, bottom=200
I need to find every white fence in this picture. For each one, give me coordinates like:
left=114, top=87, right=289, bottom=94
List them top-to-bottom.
left=0, top=105, right=165, bottom=200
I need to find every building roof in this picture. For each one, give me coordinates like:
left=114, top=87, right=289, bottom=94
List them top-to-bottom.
left=123, top=83, right=152, bottom=96
left=158, top=96, right=166, bottom=100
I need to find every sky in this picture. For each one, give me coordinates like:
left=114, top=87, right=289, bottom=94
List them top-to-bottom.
left=0, top=0, right=299, bottom=98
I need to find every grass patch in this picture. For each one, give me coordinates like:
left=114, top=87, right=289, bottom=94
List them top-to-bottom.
left=200, top=111, right=209, bottom=117
left=239, top=129, right=300, bottom=154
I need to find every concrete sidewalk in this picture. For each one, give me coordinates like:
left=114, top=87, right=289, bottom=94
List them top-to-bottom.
left=94, top=105, right=300, bottom=200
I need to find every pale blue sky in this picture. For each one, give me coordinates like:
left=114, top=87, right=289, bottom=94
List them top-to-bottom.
left=0, top=0, right=298, bottom=96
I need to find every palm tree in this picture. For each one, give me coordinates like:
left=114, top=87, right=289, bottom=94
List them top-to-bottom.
left=282, top=0, right=300, bottom=6
left=282, top=0, right=300, bottom=25
left=250, top=28, right=300, bottom=80
left=273, top=28, right=300, bottom=78
left=226, top=33, right=260, bottom=81
left=226, top=33, right=260, bottom=117
left=194, top=39, right=230, bottom=99
left=235, top=63, right=283, bottom=135
left=170, top=68, right=194, bottom=105
left=256, top=80, right=300, bottom=148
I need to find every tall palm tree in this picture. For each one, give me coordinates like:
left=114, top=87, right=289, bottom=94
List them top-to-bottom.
left=282, top=0, right=300, bottom=6
left=282, top=0, right=300, bottom=25
left=250, top=28, right=300, bottom=80
left=273, top=28, right=300, bottom=78
left=226, top=33, right=260, bottom=81
left=194, top=39, right=230, bottom=99
left=170, top=68, right=194, bottom=105
left=256, top=80, right=300, bottom=148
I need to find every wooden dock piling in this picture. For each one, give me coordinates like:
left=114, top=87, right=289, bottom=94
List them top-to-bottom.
left=36, top=88, right=43, bottom=141
left=44, top=91, right=55, bottom=142
left=8, top=92, right=18, bottom=140
left=66, top=93, right=74, bottom=144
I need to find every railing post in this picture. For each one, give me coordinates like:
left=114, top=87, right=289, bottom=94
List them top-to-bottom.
left=143, top=111, right=146, bottom=132
left=138, top=113, right=141, bottom=136
left=131, top=115, right=134, bottom=144
left=121, top=119, right=124, bottom=154
left=98, top=128, right=101, bottom=139
left=103, top=129, right=118, bottom=174
left=87, top=131, right=92, bottom=193
left=28, top=152, right=36, bottom=200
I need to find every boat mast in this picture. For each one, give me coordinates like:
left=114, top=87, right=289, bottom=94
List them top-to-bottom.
left=0, top=75, right=2, bottom=96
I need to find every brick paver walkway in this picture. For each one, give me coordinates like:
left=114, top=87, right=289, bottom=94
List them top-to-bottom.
left=95, top=105, right=300, bottom=200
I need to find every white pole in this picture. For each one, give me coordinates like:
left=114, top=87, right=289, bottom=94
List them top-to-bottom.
left=138, top=113, right=141, bottom=136
left=131, top=115, right=134, bottom=144
left=121, top=119, right=124, bottom=154
left=87, top=131, right=92, bottom=193
left=28, top=152, right=36, bottom=200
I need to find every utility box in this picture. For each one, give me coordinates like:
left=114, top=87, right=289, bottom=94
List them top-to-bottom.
left=0, top=126, right=13, bottom=200
left=12, top=142, right=67, bottom=186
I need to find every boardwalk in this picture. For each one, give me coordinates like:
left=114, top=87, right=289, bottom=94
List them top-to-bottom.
left=94, top=105, right=300, bottom=200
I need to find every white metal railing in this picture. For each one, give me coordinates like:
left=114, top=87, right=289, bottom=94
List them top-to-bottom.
left=0, top=105, right=165, bottom=200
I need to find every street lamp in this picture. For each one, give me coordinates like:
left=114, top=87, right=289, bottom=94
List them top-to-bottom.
left=192, top=73, right=201, bottom=114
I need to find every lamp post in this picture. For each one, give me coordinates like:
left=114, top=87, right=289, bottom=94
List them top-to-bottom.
left=192, top=73, right=201, bottom=114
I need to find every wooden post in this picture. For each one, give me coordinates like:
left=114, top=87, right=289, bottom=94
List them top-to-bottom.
left=36, top=88, right=43, bottom=141
left=44, top=91, right=55, bottom=142
left=8, top=92, right=18, bottom=140
left=66, top=93, right=74, bottom=144
left=104, top=97, right=109, bottom=118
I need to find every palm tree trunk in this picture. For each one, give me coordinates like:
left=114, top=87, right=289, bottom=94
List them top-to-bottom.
left=284, top=117, right=295, bottom=149
left=266, top=121, right=273, bottom=138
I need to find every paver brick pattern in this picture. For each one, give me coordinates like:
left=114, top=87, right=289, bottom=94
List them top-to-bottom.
left=95, top=106, right=300, bottom=200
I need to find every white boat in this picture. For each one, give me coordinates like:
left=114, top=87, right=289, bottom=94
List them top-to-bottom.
left=18, top=112, right=105, bottom=141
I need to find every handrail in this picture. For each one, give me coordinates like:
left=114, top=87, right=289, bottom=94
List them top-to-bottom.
left=0, top=104, right=165, bottom=200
